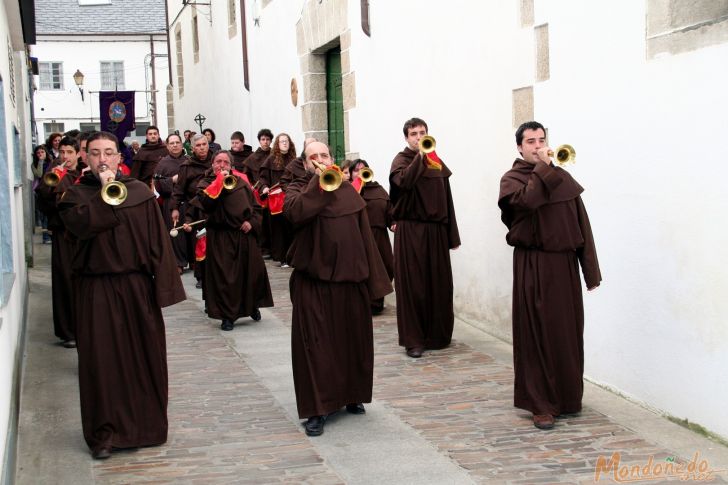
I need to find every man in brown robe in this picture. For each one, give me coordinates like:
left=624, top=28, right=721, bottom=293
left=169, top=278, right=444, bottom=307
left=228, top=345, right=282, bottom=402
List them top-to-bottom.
left=389, top=117, right=460, bottom=358
left=498, top=121, right=601, bottom=430
left=130, top=125, right=168, bottom=184
left=243, top=128, right=274, bottom=256
left=59, top=131, right=185, bottom=459
left=229, top=131, right=253, bottom=171
left=155, top=133, right=189, bottom=272
left=171, top=133, right=213, bottom=289
left=35, top=136, right=82, bottom=348
left=284, top=141, right=393, bottom=437
left=192, top=151, right=273, bottom=330
left=351, top=159, right=394, bottom=315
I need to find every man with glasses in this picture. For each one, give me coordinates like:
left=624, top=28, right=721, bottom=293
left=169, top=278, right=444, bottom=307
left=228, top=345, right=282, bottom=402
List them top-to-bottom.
left=59, top=131, right=185, bottom=460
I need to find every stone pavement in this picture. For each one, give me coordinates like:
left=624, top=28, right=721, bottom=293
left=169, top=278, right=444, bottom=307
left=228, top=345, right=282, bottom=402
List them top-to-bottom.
left=14, top=237, right=728, bottom=484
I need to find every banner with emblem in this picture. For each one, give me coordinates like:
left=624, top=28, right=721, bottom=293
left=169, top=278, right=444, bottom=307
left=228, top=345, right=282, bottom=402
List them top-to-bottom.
left=99, top=91, right=136, bottom=139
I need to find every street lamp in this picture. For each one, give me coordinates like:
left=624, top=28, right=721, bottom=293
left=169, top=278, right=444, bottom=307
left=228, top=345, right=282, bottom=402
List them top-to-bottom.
left=73, top=69, right=85, bottom=101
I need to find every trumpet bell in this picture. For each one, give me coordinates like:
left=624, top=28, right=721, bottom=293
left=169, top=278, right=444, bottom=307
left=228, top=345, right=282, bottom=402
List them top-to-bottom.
left=419, top=135, right=436, bottom=154
left=553, top=144, right=576, bottom=166
left=359, top=167, right=374, bottom=183
left=320, top=168, right=343, bottom=192
left=43, top=171, right=61, bottom=187
left=223, top=174, right=238, bottom=190
left=101, top=181, right=128, bottom=206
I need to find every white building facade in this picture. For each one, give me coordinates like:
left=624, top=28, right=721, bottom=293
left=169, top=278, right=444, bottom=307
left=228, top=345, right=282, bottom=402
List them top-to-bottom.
left=0, top=0, right=36, bottom=481
left=32, top=0, right=168, bottom=143
left=169, top=0, right=728, bottom=441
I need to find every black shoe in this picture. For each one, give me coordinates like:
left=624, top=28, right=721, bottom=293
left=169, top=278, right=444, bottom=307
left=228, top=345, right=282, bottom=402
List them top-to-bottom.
left=195, top=279, right=203, bottom=289
left=250, top=308, right=261, bottom=321
left=220, top=319, right=234, bottom=331
left=62, top=340, right=77, bottom=349
left=406, top=347, right=424, bottom=358
left=346, top=403, right=366, bottom=415
left=304, top=416, right=326, bottom=436
left=92, top=446, right=112, bottom=459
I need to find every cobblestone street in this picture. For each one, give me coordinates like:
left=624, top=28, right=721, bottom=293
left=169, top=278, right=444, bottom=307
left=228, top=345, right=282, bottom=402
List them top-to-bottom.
left=14, top=239, right=728, bottom=484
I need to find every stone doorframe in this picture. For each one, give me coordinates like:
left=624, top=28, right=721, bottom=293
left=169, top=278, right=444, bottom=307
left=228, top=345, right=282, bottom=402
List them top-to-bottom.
left=296, top=0, right=358, bottom=159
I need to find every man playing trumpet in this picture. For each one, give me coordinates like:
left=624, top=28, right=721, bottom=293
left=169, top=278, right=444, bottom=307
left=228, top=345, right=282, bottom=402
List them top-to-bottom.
left=389, top=117, right=460, bottom=359
left=498, top=121, right=601, bottom=430
left=58, top=131, right=185, bottom=459
left=35, top=136, right=83, bottom=348
left=284, top=141, right=392, bottom=437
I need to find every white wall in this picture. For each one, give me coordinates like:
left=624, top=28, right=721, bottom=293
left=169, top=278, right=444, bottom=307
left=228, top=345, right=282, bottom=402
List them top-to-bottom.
left=0, top=0, right=33, bottom=476
left=168, top=0, right=305, bottom=150
left=169, top=0, right=728, bottom=441
left=535, top=0, right=728, bottom=439
left=31, top=35, right=168, bottom=141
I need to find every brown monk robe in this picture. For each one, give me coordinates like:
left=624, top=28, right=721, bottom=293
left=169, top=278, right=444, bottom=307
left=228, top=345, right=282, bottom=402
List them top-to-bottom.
left=130, top=142, right=168, bottom=184
left=230, top=144, right=253, bottom=172
left=259, top=145, right=296, bottom=262
left=243, top=146, right=272, bottom=253
left=389, top=148, right=460, bottom=352
left=172, top=150, right=213, bottom=286
left=155, top=151, right=189, bottom=270
left=279, top=156, right=307, bottom=189
left=498, top=159, right=601, bottom=418
left=35, top=163, right=81, bottom=345
left=192, top=168, right=273, bottom=327
left=59, top=172, right=185, bottom=457
left=285, top=173, right=393, bottom=420
left=359, top=180, right=394, bottom=314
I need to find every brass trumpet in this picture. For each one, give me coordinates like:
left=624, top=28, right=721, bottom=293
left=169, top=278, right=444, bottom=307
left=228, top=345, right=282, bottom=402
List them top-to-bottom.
left=419, top=135, right=436, bottom=154
left=548, top=144, right=576, bottom=166
left=311, top=160, right=343, bottom=192
left=43, top=164, right=68, bottom=186
left=359, top=167, right=374, bottom=183
left=223, top=173, right=238, bottom=190
left=101, top=180, right=128, bottom=206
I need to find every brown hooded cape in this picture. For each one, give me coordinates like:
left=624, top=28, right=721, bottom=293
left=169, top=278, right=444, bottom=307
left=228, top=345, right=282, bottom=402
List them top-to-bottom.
left=130, top=142, right=168, bottom=184
left=389, top=147, right=460, bottom=350
left=498, top=159, right=601, bottom=416
left=58, top=173, right=185, bottom=455
left=284, top=174, right=393, bottom=418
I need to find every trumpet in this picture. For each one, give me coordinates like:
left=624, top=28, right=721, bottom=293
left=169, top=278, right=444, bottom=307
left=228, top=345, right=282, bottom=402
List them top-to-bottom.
left=419, top=135, right=436, bottom=154
left=548, top=144, right=576, bottom=166
left=311, top=160, right=343, bottom=192
left=43, top=164, right=68, bottom=186
left=358, top=167, right=374, bottom=183
left=223, top=173, right=238, bottom=190
left=101, top=180, right=128, bottom=206
left=170, top=219, right=206, bottom=237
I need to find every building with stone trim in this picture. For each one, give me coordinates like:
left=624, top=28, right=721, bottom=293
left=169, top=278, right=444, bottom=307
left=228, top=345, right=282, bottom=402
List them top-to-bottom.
left=31, top=0, right=169, bottom=143
left=167, top=0, right=728, bottom=442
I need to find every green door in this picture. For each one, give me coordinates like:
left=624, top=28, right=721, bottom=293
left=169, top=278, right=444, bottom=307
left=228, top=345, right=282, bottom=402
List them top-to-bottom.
left=326, top=47, right=345, bottom=165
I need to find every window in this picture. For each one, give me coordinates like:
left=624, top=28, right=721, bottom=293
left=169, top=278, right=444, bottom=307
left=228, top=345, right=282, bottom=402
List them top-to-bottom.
left=78, top=0, right=111, bottom=4
left=228, top=0, right=237, bottom=37
left=228, top=0, right=236, bottom=27
left=646, top=0, right=728, bottom=58
left=192, top=12, right=200, bottom=63
left=175, top=26, right=184, bottom=97
left=7, top=40, right=15, bottom=106
left=100, top=61, right=125, bottom=90
left=39, top=62, right=63, bottom=90
left=0, top=78, right=14, bottom=306
left=43, top=122, right=65, bottom=140
left=79, top=122, right=101, bottom=132
left=135, top=122, right=150, bottom=136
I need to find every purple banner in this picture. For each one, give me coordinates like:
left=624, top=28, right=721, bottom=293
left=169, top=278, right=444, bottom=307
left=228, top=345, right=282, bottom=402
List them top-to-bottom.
left=99, top=91, right=135, bottom=139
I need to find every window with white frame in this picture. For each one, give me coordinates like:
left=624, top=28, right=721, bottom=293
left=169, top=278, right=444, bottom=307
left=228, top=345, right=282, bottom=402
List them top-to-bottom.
left=100, top=61, right=125, bottom=90
left=39, top=62, right=63, bottom=90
